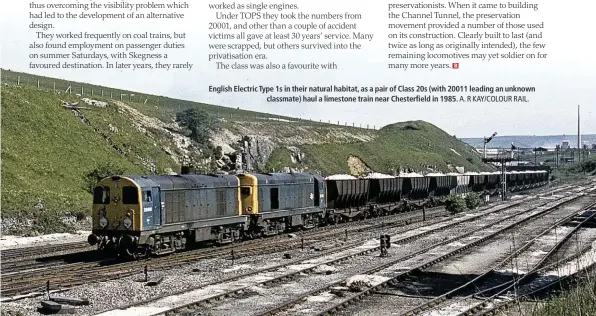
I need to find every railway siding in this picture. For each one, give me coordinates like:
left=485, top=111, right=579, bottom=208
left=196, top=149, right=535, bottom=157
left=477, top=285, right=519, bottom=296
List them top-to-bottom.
left=102, top=193, right=583, bottom=316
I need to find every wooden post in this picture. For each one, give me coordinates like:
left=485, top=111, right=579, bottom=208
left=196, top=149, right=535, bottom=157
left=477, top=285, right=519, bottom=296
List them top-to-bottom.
left=17, top=76, right=20, bottom=85
left=37, top=79, right=40, bottom=88
left=53, top=81, right=56, bottom=91
left=81, top=86, right=84, bottom=95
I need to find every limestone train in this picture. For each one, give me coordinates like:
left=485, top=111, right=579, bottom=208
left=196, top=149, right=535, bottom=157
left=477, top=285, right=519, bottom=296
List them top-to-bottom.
left=87, top=169, right=549, bottom=258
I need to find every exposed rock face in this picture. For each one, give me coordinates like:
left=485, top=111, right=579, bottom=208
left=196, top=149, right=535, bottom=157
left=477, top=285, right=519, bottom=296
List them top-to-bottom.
left=81, top=97, right=108, bottom=108
left=113, top=101, right=197, bottom=166
left=208, top=120, right=377, bottom=173
left=216, top=120, right=376, bottom=146
left=245, top=135, right=276, bottom=171
left=288, top=146, right=305, bottom=164
left=347, top=155, right=372, bottom=176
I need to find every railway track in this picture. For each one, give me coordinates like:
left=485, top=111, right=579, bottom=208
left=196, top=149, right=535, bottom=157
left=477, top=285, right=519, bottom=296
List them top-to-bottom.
left=0, top=182, right=575, bottom=279
left=0, top=184, right=584, bottom=304
left=92, top=189, right=582, bottom=316
left=245, top=194, right=594, bottom=316
left=389, top=201, right=596, bottom=316
left=0, top=204, right=462, bottom=298
left=0, top=205, right=446, bottom=275
left=449, top=207, right=596, bottom=316
left=0, top=241, right=91, bottom=262
left=471, top=244, right=596, bottom=316
left=0, top=249, right=103, bottom=275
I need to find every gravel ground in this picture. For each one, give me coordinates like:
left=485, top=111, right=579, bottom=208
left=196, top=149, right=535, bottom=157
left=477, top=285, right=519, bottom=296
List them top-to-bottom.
left=0, top=187, right=587, bottom=316
left=341, top=196, right=596, bottom=316
left=1, top=197, right=528, bottom=315
left=224, top=197, right=578, bottom=316
left=428, top=197, right=596, bottom=276
left=0, top=231, right=91, bottom=251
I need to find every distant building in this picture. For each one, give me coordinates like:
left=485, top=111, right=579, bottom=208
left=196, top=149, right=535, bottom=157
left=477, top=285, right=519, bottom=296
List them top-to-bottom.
left=561, top=140, right=570, bottom=149
left=477, top=148, right=501, bottom=157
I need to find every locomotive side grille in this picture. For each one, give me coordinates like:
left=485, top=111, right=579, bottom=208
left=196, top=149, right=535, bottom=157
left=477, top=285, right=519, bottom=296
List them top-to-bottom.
left=298, top=185, right=304, bottom=208
left=216, top=189, right=226, bottom=216
left=165, top=191, right=186, bottom=224
left=165, top=192, right=174, bottom=223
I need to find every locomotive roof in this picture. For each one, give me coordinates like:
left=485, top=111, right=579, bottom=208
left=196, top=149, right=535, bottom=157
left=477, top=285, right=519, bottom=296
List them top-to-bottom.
left=240, top=172, right=322, bottom=184
left=123, top=174, right=240, bottom=190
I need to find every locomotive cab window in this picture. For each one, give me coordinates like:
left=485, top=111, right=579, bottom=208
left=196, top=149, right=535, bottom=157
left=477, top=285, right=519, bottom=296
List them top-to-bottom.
left=93, top=186, right=110, bottom=204
left=122, top=186, right=139, bottom=204
left=241, top=187, right=251, bottom=196
left=144, top=190, right=152, bottom=202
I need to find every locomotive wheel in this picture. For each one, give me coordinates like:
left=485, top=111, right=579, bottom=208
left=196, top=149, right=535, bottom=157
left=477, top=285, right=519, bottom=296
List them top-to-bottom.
left=118, top=235, right=138, bottom=259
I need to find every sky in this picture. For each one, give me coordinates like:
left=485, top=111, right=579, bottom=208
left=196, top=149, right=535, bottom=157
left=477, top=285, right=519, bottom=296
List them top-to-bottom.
left=1, top=0, right=595, bottom=138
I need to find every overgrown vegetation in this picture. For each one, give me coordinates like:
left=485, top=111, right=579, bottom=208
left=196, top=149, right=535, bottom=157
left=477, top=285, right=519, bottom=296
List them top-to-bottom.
left=1, top=68, right=336, bottom=126
left=1, top=84, right=173, bottom=234
left=175, top=108, right=214, bottom=144
left=299, top=121, right=494, bottom=175
left=551, top=156, right=596, bottom=183
left=445, top=192, right=483, bottom=215
left=465, top=192, right=482, bottom=210
left=445, top=195, right=467, bottom=214
left=525, top=271, right=596, bottom=316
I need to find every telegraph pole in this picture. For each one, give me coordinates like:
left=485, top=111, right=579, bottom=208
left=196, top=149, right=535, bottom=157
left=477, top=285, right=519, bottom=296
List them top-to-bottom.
left=577, top=104, right=582, bottom=162
left=501, top=156, right=507, bottom=201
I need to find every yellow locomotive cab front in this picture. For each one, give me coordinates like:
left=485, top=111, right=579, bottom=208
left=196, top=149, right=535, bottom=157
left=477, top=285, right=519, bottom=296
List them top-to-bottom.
left=91, top=176, right=143, bottom=235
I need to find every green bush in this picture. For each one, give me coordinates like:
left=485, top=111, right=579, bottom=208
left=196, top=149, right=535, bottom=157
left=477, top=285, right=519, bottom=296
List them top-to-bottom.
left=175, top=108, right=213, bottom=144
left=465, top=192, right=482, bottom=210
left=445, top=195, right=467, bottom=215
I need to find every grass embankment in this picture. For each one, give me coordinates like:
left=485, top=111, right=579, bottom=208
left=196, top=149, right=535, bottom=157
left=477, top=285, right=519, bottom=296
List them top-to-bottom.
left=1, top=69, right=344, bottom=127
left=1, top=71, right=495, bottom=235
left=1, top=85, right=176, bottom=234
left=270, top=121, right=494, bottom=175
left=551, top=156, right=596, bottom=183
left=520, top=269, right=596, bottom=316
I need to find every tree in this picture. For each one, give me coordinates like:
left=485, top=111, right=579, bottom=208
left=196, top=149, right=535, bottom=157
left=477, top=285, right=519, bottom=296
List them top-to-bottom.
left=175, top=108, right=212, bottom=144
